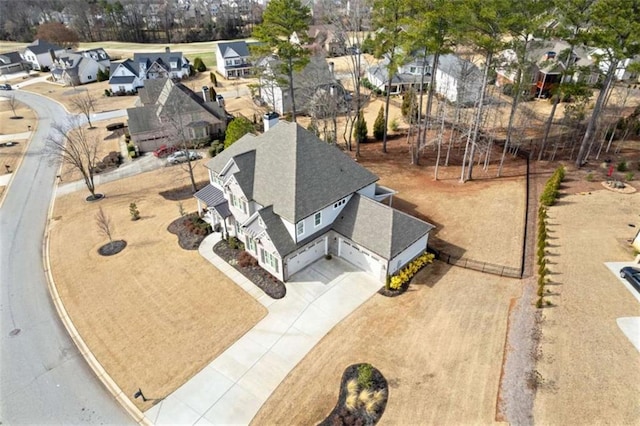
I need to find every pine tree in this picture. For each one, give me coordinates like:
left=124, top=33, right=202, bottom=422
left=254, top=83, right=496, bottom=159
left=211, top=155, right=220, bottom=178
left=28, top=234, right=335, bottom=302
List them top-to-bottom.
left=252, top=0, right=312, bottom=123
left=373, top=106, right=386, bottom=140
left=354, top=111, right=368, bottom=144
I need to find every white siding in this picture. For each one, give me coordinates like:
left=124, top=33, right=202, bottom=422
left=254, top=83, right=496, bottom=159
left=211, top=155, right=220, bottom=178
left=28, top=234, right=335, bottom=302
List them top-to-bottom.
left=216, top=47, right=226, bottom=76
left=356, top=183, right=376, bottom=199
left=292, top=195, right=353, bottom=243
left=281, top=217, right=296, bottom=241
left=388, top=234, right=429, bottom=276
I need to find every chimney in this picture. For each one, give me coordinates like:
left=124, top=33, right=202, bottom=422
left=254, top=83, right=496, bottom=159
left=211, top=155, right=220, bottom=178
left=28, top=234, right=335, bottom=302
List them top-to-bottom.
left=165, top=46, right=170, bottom=53
left=49, top=48, right=56, bottom=63
left=328, top=61, right=334, bottom=77
left=202, top=86, right=210, bottom=102
left=263, top=112, right=280, bottom=132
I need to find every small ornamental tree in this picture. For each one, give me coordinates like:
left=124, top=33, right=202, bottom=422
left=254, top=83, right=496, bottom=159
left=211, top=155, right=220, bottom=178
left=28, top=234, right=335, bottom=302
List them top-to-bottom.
left=210, top=72, right=218, bottom=86
left=401, top=89, right=418, bottom=123
left=373, top=106, right=385, bottom=140
left=353, top=110, right=368, bottom=144
left=129, top=202, right=140, bottom=221
left=95, top=207, right=113, bottom=242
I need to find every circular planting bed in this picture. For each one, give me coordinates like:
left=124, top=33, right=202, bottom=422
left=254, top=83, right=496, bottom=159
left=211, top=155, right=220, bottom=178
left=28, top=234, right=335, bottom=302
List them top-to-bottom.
left=86, top=193, right=105, bottom=202
left=98, top=240, right=127, bottom=256
left=319, top=363, right=388, bottom=426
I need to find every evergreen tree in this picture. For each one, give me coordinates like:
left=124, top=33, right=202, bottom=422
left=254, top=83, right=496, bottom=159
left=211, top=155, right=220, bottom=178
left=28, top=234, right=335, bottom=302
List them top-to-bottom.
left=252, top=0, right=312, bottom=123
left=373, top=106, right=386, bottom=140
left=353, top=111, right=368, bottom=144
left=224, top=117, right=256, bottom=148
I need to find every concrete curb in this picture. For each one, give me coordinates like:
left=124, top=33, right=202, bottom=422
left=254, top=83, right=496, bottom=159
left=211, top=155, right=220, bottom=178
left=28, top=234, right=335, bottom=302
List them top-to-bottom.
left=0, top=109, right=38, bottom=210
left=42, top=163, right=151, bottom=425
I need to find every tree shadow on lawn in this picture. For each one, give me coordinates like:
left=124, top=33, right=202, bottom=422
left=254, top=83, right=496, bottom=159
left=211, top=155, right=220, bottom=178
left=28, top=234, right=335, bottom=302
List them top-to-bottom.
left=159, top=180, right=209, bottom=201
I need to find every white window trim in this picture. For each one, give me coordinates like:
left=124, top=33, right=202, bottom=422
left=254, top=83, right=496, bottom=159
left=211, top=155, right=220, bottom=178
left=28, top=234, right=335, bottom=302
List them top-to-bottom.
left=314, top=212, right=322, bottom=227
left=296, top=221, right=304, bottom=236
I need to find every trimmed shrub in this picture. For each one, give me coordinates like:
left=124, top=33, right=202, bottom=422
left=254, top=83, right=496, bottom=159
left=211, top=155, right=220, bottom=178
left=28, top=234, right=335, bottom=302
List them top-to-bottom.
left=193, top=57, right=207, bottom=72
left=373, top=106, right=385, bottom=140
left=353, top=110, right=368, bottom=144
left=617, top=161, right=628, bottom=172
left=625, top=172, right=634, bottom=181
left=237, top=251, right=258, bottom=267
left=389, top=252, right=435, bottom=290
left=357, top=363, right=373, bottom=390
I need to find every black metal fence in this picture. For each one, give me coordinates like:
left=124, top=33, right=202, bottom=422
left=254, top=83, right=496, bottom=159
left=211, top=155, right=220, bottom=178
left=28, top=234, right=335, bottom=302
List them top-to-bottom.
left=430, top=248, right=522, bottom=278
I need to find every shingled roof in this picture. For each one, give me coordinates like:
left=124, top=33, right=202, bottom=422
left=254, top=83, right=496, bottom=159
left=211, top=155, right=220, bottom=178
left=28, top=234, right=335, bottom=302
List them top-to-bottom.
left=24, top=39, right=63, bottom=55
left=218, top=41, right=250, bottom=58
left=206, top=121, right=378, bottom=223
left=333, top=194, right=434, bottom=259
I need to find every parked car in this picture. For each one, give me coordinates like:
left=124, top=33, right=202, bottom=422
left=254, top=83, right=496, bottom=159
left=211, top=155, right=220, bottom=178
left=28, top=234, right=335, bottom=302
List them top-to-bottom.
left=0, top=83, right=12, bottom=90
left=153, top=144, right=178, bottom=158
left=167, top=150, right=201, bottom=164
left=620, top=266, right=640, bottom=292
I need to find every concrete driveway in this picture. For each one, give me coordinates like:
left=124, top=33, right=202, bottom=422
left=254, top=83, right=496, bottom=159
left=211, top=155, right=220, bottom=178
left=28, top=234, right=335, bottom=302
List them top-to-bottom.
left=146, top=234, right=381, bottom=425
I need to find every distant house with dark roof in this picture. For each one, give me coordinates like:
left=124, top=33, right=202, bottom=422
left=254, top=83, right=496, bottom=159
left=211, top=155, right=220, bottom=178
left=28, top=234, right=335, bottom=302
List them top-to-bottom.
left=21, top=39, right=67, bottom=71
left=216, top=41, right=252, bottom=79
left=108, top=47, right=190, bottom=94
left=50, top=48, right=110, bottom=86
left=0, top=51, right=28, bottom=75
left=367, top=53, right=483, bottom=105
left=258, top=54, right=347, bottom=115
left=126, top=78, right=227, bottom=152
left=197, top=118, right=434, bottom=282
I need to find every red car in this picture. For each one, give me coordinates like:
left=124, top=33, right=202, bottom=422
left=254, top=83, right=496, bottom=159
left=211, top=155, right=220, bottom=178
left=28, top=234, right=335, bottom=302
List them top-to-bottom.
left=153, top=144, right=178, bottom=158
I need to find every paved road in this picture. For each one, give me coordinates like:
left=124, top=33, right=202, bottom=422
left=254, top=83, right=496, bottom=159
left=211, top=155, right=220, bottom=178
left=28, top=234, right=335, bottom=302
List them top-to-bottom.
left=0, top=90, right=133, bottom=424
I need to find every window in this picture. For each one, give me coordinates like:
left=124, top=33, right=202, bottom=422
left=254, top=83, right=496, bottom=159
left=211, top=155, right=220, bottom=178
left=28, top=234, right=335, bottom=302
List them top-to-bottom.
left=333, top=198, right=347, bottom=209
left=314, top=212, right=322, bottom=227
left=296, top=221, right=304, bottom=236
left=246, top=236, right=257, bottom=253
left=260, top=248, right=279, bottom=273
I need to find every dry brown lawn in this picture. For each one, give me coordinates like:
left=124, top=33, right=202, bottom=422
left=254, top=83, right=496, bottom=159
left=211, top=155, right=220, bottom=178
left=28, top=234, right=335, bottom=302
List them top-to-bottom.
left=23, top=80, right=137, bottom=113
left=0, top=98, right=37, bottom=200
left=58, top=118, right=128, bottom=183
left=253, top=140, right=527, bottom=424
left=49, top=163, right=267, bottom=411
left=533, top=187, right=640, bottom=425
left=253, top=263, right=520, bottom=425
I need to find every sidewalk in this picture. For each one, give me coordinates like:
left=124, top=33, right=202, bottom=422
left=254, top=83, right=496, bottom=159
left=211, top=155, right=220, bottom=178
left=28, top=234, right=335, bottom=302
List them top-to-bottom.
left=145, top=233, right=381, bottom=425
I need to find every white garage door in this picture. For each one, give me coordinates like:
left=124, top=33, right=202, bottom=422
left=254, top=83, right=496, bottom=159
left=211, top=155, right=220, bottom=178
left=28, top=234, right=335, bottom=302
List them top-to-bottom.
left=287, top=238, right=325, bottom=277
left=339, top=239, right=383, bottom=277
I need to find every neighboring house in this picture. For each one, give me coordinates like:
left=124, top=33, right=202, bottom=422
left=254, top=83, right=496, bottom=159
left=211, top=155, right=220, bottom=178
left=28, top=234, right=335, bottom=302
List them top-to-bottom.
left=308, top=24, right=346, bottom=57
left=21, top=39, right=67, bottom=71
left=216, top=40, right=252, bottom=79
left=496, top=40, right=598, bottom=98
left=108, top=47, right=191, bottom=94
left=50, top=48, right=110, bottom=86
left=590, top=48, right=640, bottom=82
left=0, top=51, right=28, bottom=75
left=367, top=53, right=483, bottom=105
left=258, top=54, right=347, bottom=115
left=367, top=54, right=431, bottom=95
left=126, top=78, right=227, bottom=152
left=195, top=118, right=434, bottom=283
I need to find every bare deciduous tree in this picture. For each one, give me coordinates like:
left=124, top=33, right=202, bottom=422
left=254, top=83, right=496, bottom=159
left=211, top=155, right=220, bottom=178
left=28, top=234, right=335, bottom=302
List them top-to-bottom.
left=71, top=91, right=97, bottom=128
left=6, top=94, right=19, bottom=118
left=48, top=117, right=100, bottom=199
left=95, top=206, right=113, bottom=242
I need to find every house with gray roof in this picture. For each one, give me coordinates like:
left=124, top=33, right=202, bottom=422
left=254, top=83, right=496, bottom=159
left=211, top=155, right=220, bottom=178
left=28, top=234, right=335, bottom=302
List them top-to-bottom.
left=21, top=39, right=67, bottom=71
left=216, top=41, right=252, bottom=79
left=108, top=47, right=190, bottom=94
left=50, top=48, right=110, bottom=86
left=0, top=51, right=28, bottom=75
left=258, top=54, right=347, bottom=116
left=126, top=78, right=227, bottom=152
left=196, top=117, right=434, bottom=282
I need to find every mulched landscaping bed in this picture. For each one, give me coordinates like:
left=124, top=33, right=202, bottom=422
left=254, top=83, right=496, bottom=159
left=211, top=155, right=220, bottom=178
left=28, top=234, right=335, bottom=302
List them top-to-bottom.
left=167, top=213, right=210, bottom=250
left=98, top=240, right=127, bottom=256
left=213, top=240, right=286, bottom=299
left=319, top=363, right=388, bottom=426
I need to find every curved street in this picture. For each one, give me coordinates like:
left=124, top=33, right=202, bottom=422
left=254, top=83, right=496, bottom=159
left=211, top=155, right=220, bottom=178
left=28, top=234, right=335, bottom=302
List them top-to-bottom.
left=0, top=91, right=133, bottom=424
